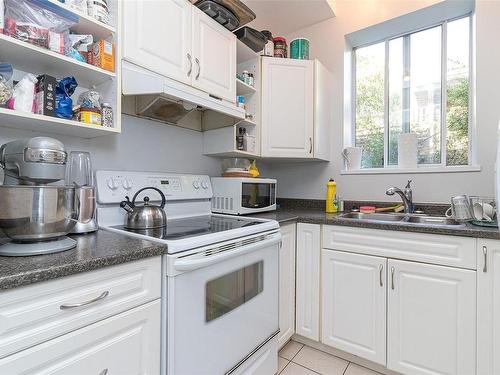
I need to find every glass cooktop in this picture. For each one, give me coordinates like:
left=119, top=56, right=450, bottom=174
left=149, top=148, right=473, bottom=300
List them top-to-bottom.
left=110, top=215, right=261, bottom=241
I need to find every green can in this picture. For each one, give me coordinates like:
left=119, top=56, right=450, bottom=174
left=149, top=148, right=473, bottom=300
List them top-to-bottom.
left=290, top=38, right=310, bottom=60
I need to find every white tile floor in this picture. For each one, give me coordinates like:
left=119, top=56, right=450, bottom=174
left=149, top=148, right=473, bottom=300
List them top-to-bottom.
left=278, top=340, right=382, bottom=375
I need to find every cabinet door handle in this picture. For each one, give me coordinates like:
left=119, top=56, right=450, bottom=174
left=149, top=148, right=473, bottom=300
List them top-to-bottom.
left=187, top=53, right=192, bottom=77
left=195, top=58, right=200, bottom=80
left=309, top=137, right=313, bottom=154
left=483, top=246, right=488, bottom=273
left=379, top=264, right=384, bottom=287
left=391, top=266, right=395, bottom=290
left=60, top=291, right=109, bottom=310
left=99, top=369, right=108, bottom=375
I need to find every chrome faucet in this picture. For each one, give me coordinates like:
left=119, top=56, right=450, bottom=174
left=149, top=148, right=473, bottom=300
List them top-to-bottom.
left=386, top=180, right=414, bottom=213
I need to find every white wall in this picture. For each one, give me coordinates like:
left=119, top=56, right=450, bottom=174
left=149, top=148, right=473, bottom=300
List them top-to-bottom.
left=266, top=0, right=500, bottom=203
left=0, top=114, right=221, bottom=179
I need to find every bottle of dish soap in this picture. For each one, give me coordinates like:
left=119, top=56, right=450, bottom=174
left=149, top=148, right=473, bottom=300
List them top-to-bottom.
left=326, top=179, right=337, bottom=213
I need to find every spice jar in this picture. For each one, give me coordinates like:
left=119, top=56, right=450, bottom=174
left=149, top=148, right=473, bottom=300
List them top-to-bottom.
left=273, top=37, right=287, bottom=58
left=101, top=103, right=113, bottom=127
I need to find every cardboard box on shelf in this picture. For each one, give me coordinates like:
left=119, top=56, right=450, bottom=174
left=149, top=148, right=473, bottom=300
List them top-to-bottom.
left=91, top=40, right=114, bottom=72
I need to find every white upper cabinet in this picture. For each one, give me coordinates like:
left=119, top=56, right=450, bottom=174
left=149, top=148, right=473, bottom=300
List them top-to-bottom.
left=122, top=0, right=236, bottom=103
left=123, top=0, right=192, bottom=85
left=192, top=7, right=236, bottom=102
left=261, top=58, right=314, bottom=158
left=261, top=58, right=331, bottom=160
left=278, top=223, right=297, bottom=348
left=477, top=239, right=500, bottom=375
left=321, top=250, right=387, bottom=366
left=387, top=259, right=476, bottom=375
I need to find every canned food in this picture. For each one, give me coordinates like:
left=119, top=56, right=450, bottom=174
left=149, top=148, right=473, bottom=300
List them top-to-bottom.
left=273, top=37, right=287, bottom=58
left=290, top=38, right=310, bottom=60
left=79, top=108, right=102, bottom=126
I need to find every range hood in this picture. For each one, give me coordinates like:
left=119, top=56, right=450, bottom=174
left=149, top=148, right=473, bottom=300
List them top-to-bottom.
left=122, top=61, right=244, bottom=126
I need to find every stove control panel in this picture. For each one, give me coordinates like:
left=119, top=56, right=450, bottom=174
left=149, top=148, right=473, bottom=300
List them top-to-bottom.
left=96, top=170, right=212, bottom=204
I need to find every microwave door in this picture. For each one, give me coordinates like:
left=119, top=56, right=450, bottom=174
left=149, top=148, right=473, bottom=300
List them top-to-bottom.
left=242, top=183, right=273, bottom=209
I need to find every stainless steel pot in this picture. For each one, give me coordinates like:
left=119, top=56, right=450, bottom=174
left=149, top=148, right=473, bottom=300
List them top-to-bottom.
left=0, top=185, right=78, bottom=242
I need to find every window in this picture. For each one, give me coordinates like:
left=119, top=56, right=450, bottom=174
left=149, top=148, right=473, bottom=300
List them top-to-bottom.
left=353, top=16, right=471, bottom=169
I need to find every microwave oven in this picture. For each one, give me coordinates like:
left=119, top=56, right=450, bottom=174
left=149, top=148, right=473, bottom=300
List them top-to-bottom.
left=211, top=177, right=277, bottom=215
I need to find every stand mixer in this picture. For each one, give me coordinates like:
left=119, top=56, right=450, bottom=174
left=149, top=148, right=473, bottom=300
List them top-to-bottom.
left=0, top=137, right=79, bottom=256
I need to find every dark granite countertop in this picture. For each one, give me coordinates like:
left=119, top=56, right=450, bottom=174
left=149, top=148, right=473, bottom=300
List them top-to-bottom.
left=253, top=208, right=500, bottom=240
left=0, top=230, right=167, bottom=291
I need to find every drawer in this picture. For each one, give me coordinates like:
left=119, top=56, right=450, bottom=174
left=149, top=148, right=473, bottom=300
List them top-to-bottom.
left=322, top=226, right=476, bottom=269
left=0, top=256, right=161, bottom=359
left=0, top=300, right=161, bottom=375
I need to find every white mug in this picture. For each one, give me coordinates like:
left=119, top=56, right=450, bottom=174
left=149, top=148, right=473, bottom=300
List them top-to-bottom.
left=342, top=147, right=362, bottom=170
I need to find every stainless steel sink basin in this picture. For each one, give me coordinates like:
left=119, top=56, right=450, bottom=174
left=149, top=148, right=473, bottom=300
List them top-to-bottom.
left=338, top=212, right=464, bottom=227
left=339, top=212, right=406, bottom=222
left=404, top=216, right=462, bottom=225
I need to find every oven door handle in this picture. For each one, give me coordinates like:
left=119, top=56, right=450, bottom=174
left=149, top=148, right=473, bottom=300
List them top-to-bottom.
left=174, top=233, right=281, bottom=272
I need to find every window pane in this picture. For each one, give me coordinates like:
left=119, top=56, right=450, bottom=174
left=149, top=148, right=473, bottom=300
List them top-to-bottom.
left=446, top=17, right=470, bottom=166
left=410, top=26, right=442, bottom=164
left=388, top=37, right=404, bottom=165
left=355, top=42, right=385, bottom=168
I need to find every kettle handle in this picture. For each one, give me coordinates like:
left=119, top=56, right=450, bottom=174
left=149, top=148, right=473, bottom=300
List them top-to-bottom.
left=131, top=187, right=166, bottom=209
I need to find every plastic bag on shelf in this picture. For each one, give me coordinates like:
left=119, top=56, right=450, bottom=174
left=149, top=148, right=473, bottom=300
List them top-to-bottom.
left=4, top=0, right=78, bottom=52
left=62, top=0, right=87, bottom=15
left=66, top=33, right=93, bottom=62
left=0, top=63, right=14, bottom=106
left=7, top=73, right=37, bottom=113
left=55, top=76, right=77, bottom=119
left=77, top=87, right=101, bottom=109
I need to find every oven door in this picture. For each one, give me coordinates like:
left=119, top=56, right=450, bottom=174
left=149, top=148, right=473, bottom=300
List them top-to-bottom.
left=239, top=182, right=276, bottom=214
left=166, top=232, right=280, bottom=375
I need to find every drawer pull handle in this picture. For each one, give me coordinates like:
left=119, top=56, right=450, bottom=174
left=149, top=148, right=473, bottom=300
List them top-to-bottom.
left=187, top=53, right=192, bottom=77
left=195, top=58, right=200, bottom=80
left=483, top=246, right=488, bottom=273
left=379, top=264, right=384, bottom=287
left=391, top=266, right=395, bottom=290
left=60, top=291, right=109, bottom=310
left=99, top=369, right=108, bottom=375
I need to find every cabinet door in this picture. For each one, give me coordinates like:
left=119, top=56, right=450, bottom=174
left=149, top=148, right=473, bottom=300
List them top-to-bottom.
left=122, top=0, right=192, bottom=85
left=191, top=7, right=236, bottom=102
left=261, top=58, right=314, bottom=158
left=278, top=223, right=297, bottom=348
left=295, top=223, right=320, bottom=341
left=477, top=240, right=500, bottom=375
left=321, top=250, right=387, bottom=365
left=387, top=260, right=476, bottom=375
left=0, top=301, right=161, bottom=374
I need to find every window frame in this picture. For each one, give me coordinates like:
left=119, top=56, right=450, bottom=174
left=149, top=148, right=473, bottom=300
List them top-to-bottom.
left=350, top=14, right=474, bottom=170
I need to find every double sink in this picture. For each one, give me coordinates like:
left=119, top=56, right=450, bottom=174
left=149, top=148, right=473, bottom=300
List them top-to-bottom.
left=338, top=212, right=464, bottom=227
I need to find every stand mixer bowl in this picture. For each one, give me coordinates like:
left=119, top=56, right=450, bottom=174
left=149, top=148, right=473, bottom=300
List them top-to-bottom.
left=0, top=186, right=78, bottom=242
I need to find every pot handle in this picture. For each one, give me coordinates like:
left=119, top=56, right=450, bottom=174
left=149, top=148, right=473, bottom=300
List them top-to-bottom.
left=131, top=187, right=166, bottom=208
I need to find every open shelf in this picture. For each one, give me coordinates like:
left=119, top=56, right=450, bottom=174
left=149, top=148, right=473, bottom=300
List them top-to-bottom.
left=47, top=0, right=116, bottom=39
left=0, top=34, right=115, bottom=87
left=237, top=40, right=258, bottom=64
left=236, top=79, right=257, bottom=95
left=0, top=108, right=119, bottom=138
left=236, top=118, right=257, bottom=127
left=205, top=150, right=259, bottom=158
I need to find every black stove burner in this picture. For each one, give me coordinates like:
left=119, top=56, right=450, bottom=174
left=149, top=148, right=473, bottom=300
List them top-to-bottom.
left=110, top=215, right=261, bottom=241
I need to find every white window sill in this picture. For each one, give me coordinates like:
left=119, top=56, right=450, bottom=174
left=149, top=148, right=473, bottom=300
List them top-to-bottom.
left=340, top=165, right=482, bottom=175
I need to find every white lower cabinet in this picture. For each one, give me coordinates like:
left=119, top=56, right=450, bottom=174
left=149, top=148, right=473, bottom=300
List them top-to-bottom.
left=278, top=223, right=297, bottom=348
left=295, top=223, right=321, bottom=341
left=477, top=239, right=500, bottom=375
left=321, top=250, right=387, bottom=365
left=387, top=259, right=476, bottom=375
left=0, top=300, right=161, bottom=375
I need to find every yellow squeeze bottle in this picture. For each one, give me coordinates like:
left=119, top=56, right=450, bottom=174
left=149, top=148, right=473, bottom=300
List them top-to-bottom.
left=326, top=179, right=337, bottom=213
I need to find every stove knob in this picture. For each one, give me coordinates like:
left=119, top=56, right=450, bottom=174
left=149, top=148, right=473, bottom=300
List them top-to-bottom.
left=107, top=178, right=118, bottom=190
left=122, top=178, right=133, bottom=190
left=192, top=180, right=200, bottom=189
left=201, top=181, right=209, bottom=189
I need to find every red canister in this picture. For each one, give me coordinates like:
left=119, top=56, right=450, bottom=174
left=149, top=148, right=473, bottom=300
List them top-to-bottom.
left=273, top=37, right=287, bottom=58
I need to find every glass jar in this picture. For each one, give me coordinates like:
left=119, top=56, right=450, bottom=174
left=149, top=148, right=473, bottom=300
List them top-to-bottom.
left=273, top=37, right=287, bottom=58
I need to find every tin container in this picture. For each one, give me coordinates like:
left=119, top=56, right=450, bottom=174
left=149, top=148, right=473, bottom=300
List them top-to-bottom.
left=290, top=38, right=310, bottom=60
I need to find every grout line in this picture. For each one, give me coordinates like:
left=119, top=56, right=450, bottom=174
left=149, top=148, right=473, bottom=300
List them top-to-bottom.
left=289, top=342, right=305, bottom=361
left=279, top=360, right=291, bottom=374
left=342, top=362, right=351, bottom=375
